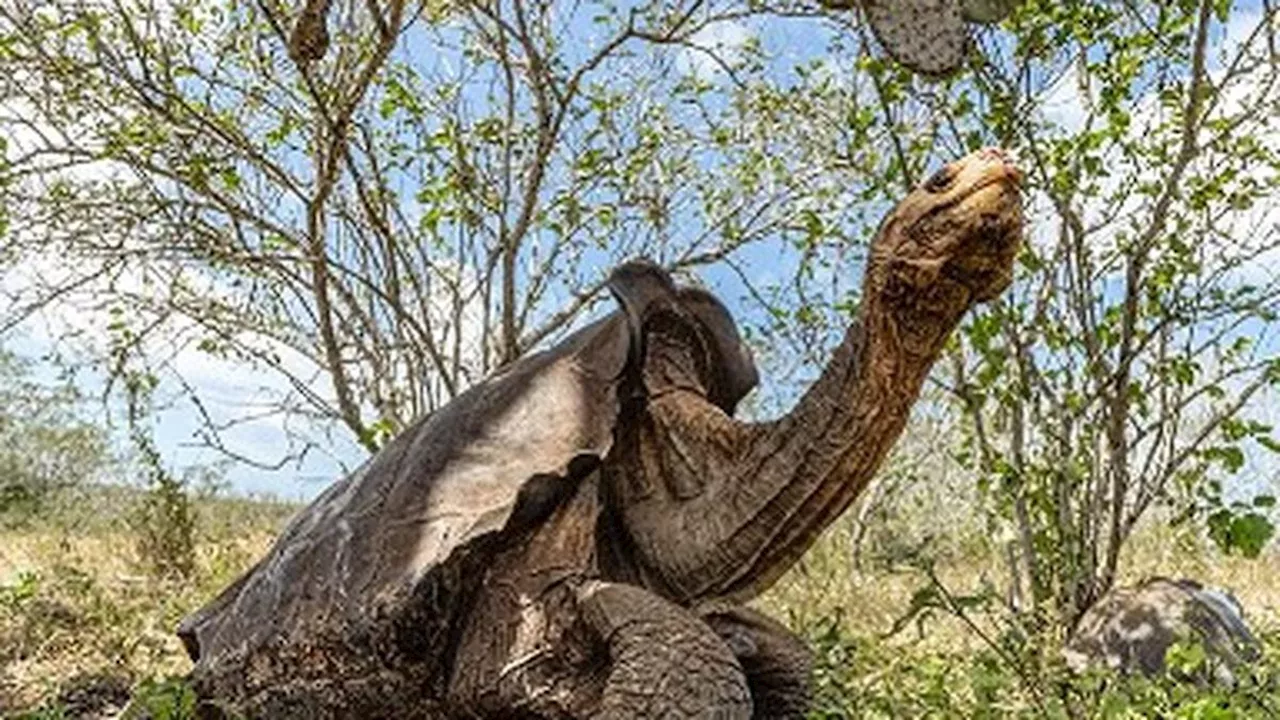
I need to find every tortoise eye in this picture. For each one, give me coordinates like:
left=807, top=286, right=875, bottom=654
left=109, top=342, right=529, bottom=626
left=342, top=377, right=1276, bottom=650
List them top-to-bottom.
left=924, top=166, right=953, bottom=193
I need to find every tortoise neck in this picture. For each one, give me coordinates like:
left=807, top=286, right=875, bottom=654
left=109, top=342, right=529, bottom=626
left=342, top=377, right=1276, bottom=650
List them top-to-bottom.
left=704, top=266, right=974, bottom=600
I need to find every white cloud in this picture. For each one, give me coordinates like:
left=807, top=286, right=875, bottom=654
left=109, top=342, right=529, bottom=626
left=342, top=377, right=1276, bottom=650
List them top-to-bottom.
left=677, top=20, right=752, bottom=79
left=1, top=233, right=507, bottom=501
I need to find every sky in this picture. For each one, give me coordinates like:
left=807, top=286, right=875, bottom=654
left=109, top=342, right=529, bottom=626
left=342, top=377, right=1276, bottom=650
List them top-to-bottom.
left=2, top=0, right=1278, bottom=505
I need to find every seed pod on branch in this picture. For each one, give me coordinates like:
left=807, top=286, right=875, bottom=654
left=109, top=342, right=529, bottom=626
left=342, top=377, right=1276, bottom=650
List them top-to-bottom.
left=288, top=0, right=333, bottom=64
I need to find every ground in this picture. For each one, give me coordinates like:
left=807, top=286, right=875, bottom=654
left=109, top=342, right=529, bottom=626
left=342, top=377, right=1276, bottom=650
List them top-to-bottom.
left=2, top=486, right=1278, bottom=718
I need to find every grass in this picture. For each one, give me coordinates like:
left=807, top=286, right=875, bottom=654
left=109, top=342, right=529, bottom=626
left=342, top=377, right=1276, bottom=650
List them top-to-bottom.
left=1, top=484, right=1277, bottom=718
left=0, top=487, right=293, bottom=717
left=761, top=511, right=1280, bottom=718
left=761, top=511, right=1280, bottom=642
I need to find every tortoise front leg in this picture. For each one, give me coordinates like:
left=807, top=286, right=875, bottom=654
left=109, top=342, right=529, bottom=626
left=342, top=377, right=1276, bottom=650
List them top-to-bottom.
left=578, top=581, right=753, bottom=719
left=701, top=605, right=813, bottom=720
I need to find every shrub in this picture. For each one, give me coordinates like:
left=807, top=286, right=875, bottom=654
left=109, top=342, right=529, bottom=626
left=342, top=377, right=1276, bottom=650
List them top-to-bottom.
left=0, top=351, right=111, bottom=524
left=131, top=470, right=198, bottom=580
left=802, top=614, right=1280, bottom=719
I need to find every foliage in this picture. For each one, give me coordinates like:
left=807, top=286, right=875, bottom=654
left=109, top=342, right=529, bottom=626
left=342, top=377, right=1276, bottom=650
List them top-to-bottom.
left=0, top=0, right=868, bottom=460
left=2, top=0, right=1279, bottom=714
left=5, top=0, right=1274, bottom=621
left=925, top=0, right=1280, bottom=630
left=0, top=350, right=111, bottom=522
left=122, top=366, right=198, bottom=580
left=130, top=466, right=199, bottom=581
left=3, top=471, right=1279, bottom=717
left=1198, top=481, right=1276, bottom=559
left=0, top=486, right=293, bottom=715
left=761, top=498, right=1280, bottom=719
left=804, top=615, right=1280, bottom=719
left=9, top=673, right=201, bottom=720
left=121, top=676, right=200, bottom=720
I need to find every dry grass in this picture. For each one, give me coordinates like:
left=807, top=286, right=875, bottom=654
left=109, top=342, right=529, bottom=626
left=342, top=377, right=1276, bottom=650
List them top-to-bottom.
left=1, top=485, right=1277, bottom=717
left=0, top=492, right=289, bottom=716
left=758, top=512, right=1280, bottom=649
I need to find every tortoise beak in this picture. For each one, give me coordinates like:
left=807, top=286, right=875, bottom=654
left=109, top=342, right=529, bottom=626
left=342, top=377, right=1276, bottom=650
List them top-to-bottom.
left=978, top=146, right=1023, bottom=186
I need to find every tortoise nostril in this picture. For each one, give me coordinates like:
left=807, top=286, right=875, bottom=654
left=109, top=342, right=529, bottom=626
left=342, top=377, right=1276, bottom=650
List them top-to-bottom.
left=976, top=147, right=1023, bottom=185
left=980, top=147, right=1010, bottom=161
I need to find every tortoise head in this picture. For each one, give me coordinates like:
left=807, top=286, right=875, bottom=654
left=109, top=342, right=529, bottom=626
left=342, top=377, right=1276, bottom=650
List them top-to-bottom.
left=868, top=147, right=1024, bottom=310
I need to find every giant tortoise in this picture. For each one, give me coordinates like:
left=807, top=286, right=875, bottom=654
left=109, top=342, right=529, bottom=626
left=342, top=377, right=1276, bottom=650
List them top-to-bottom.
left=179, top=147, right=1024, bottom=718
left=1064, top=576, right=1261, bottom=685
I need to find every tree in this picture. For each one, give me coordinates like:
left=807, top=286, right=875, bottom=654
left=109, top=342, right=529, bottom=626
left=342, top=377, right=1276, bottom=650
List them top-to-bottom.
left=0, top=0, right=875, bottom=465
left=3, top=0, right=1277, bottom=646
left=751, top=0, right=1280, bottom=649
left=940, top=0, right=1280, bottom=630
left=0, top=349, right=111, bottom=519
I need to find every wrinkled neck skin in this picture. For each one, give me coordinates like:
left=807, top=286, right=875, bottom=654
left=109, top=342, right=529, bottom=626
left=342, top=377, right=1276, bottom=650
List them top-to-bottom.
left=605, top=229, right=985, bottom=606
left=718, top=252, right=978, bottom=595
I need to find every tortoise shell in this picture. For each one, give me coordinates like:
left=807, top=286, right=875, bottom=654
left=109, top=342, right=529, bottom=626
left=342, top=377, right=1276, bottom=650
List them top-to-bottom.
left=177, top=261, right=757, bottom=711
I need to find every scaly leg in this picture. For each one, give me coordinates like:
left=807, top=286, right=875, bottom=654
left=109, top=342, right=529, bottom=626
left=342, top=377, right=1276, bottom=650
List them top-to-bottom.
left=578, top=581, right=753, bottom=719
left=701, top=605, right=813, bottom=719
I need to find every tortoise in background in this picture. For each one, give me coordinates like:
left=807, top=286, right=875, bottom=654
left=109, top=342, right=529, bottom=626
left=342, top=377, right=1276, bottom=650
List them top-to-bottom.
left=1065, top=576, right=1260, bottom=685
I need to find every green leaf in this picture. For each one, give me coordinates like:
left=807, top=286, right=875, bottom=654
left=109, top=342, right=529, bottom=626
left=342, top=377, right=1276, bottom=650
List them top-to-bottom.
left=1213, top=0, right=1231, bottom=22
left=219, top=168, right=240, bottom=191
left=1202, top=445, right=1245, bottom=473
left=1206, top=508, right=1233, bottom=552
left=1229, top=513, right=1274, bottom=558
left=885, top=584, right=944, bottom=639
left=1165, top=639, right=1207, bottom=676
